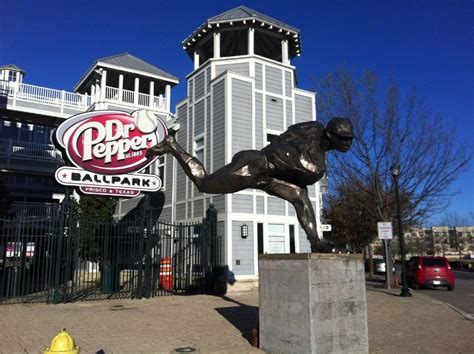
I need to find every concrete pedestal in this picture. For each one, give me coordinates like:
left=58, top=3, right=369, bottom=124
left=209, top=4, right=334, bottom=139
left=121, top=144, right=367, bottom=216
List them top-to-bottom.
left=259, top=254, right=369, bottom=353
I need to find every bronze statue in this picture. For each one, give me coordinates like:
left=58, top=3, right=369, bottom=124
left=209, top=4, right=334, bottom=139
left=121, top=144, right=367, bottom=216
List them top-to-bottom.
left=147, top=117, right=353, bottom=252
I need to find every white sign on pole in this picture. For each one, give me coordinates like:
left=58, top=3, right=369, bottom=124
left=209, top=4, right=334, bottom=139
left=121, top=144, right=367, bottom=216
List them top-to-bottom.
left=377, top=222, right=393, bottom=240
left=321, top=224, right=332, bottom=232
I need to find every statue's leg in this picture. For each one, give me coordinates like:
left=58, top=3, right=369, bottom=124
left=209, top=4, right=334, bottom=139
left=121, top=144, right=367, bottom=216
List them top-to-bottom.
left=147, top=135, right=267, bottom=194
left=260, top=179, right=323, bottom=252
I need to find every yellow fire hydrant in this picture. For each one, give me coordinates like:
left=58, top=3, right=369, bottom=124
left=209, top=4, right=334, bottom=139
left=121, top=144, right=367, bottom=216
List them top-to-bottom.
left=44, top=328, right=80, bottom=354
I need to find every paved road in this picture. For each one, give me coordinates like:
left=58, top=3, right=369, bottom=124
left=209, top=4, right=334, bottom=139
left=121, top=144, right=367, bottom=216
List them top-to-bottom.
left=414, top=270, right=474, bottom=318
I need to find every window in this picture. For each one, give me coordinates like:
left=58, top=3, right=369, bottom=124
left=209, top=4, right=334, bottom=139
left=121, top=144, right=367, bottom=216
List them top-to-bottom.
left=8, top=71, right=17, bottom=82
left=194, top=136, right=204, bottom=163
left=143, top=156, right=166, bottom=188
left=156, top=156, right=165, bottom=185
left=257, top=223, right=264, bottom=254
left=267, top=223, right=285, bottom=254
left=289, top=225, right=295, bottom=253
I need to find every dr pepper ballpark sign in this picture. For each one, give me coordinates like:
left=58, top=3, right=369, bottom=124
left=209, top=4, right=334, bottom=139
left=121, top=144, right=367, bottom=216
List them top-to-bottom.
left=53, top=110, right=168, bottom=197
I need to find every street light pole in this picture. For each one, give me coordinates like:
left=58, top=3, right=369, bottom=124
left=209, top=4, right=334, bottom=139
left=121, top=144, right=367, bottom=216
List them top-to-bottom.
left=392, top=163, right=412, bottom=297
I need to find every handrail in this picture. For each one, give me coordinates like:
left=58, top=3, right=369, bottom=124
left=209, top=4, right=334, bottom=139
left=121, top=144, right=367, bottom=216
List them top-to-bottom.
left=0, top=80, right=91, bottom=110
left=0, top=138, right=63, bottom=161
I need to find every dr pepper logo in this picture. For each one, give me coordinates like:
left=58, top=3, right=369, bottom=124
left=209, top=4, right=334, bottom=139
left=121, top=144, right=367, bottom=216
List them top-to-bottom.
left=53, top=110, right=169, bottom=197
left=55, top=110, right=167, bottom=174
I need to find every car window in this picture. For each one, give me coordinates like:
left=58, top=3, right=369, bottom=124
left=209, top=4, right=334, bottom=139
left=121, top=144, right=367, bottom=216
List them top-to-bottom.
left=422, top=258, right=446, bottom=267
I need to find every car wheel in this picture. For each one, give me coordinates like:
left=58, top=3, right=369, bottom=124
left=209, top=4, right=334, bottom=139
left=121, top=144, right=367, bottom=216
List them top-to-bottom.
left=412, top=282, right=419, bottom=290
left=447, top=285, right=455, bottom=291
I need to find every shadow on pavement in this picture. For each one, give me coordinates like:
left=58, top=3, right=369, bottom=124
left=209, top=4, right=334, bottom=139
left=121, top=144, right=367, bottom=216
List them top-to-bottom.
left=214, top=295, right=258, bottom=344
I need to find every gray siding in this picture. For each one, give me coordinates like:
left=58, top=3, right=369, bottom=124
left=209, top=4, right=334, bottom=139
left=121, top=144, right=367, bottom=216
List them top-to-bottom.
left=215, top=63, right=249, bottom=76
left=255, top=63, right=263, bottom=90
left=265, top=66, right=283, bottom=95
left=206, top=67, right=211, bottom=93
left=195, top=71, right=205, bottom=100
left=284, top=71, right=292, bottom=97
left=189, top=79, right=193, bottom=103
left=212, top=79, right=226, bottom=170
left=231, top=79, right=252, bottom=156
left=255, top=93, right=263, bottom=149
left=295, top=94, right=313, bottom=123
left=266, top=95, right=284, bottom=131
left=206, top=97, right=211, bottom=171
left=194, top=99, right=205, bottom=137
left=286, top=100, right=293, bottom=128
left=176, top=104, right=188, bottom=201
left=164, top=155, right=173, bottom=201
left=308, top=184, right=316, bottom=198
left=232, top=194, right=253, bottom=213
left=213, top=195, right=225, bottom=213
left=117, top=196, right=143, bottom=216
left=256, top=196, right=265, bottom=214
left=267, top=197, right=285, bottom=215
left=193, top=199, right=204, bottom=218
left=288, top=202, right=296, bottom=216
left=176, top=204, right=186, bottom=220
left=160, top=207, right=172, bottom=221
left=217, top=221, right=225, bottom=239
left=232, top=221, right=254, bottom=276
left=299, top=226, right=312, bottom=252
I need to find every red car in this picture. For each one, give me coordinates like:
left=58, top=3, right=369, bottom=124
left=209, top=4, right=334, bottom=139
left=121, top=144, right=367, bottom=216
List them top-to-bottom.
left=407, top=256, right=455, bottom=291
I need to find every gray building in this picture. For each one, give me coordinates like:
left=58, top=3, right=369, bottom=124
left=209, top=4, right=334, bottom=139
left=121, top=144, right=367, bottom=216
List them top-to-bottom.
left=162, top=6, right=322, bottom=281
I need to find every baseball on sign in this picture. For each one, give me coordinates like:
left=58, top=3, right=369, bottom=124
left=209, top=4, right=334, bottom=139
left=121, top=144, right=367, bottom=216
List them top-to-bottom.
left=132, top=109, right=159, bottom=134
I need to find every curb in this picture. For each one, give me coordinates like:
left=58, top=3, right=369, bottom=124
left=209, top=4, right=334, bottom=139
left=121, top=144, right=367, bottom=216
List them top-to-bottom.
left=444, top=303, right=474, bottom=321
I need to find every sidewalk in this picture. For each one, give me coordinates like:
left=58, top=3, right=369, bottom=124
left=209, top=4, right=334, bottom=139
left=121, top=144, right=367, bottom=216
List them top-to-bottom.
left=0, top=285, right=472, bottom=353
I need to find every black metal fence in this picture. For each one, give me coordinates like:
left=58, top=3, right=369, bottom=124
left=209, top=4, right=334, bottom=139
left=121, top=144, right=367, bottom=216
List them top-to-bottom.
left=0, top=204, right=224, bottom=303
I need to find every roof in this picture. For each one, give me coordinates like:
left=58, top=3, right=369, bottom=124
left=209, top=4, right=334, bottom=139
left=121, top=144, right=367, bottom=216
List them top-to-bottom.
left=182, top=6, right=301, bottom=59
left=208, top=6, right=299, bottom=32
left=74, top=53, right=178, bottom=91
left=98, top=53, right=178, bottom=81
left=0, top=64, right=25, bottom=74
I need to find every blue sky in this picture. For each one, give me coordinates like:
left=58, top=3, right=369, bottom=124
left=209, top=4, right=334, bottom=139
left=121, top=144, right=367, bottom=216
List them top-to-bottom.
left=2, top=0, right=473, bottom=224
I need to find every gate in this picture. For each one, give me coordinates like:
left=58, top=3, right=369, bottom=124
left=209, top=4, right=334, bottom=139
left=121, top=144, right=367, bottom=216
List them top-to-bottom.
left=0, top=204, right=224, bottom=303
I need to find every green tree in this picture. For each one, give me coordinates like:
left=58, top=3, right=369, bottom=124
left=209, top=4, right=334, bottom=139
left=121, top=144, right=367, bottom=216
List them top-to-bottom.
left=70, top=195, right=117, bottom=261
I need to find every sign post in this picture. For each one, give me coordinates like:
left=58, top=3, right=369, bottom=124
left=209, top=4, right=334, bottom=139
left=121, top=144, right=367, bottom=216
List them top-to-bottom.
left=377, top=222, right=394, bottom=289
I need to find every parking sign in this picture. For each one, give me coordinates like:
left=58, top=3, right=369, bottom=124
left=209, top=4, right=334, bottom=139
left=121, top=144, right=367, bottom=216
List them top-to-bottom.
left=377, top=222, right=393, bottom=240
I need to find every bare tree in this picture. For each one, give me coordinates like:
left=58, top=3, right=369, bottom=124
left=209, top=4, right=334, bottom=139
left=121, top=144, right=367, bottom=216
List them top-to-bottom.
left=316, top=68, right=471, bottom=226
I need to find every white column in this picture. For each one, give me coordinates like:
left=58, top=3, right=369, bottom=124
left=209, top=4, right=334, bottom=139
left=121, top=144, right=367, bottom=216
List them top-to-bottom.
left=248, top=28, right=255, bottom=55
left=213, top=32, right=221, bottom=58
left=281, top=39, right=289, bottom=65
left=194, top=51, right=200, bottom=70
left=3, top=70, right=9, bottom=81
left=100, top=70, right=107, bottom=100
left=15, top=71, right=21, bottom=92
left=118, top=74, right=123, bottom=102
left=134, top=77, right=139, bottom=106
left=95, top=81, right=100, bottom=101
left=149, top=81, right=154, bottom=108
left=91, top=84, right=96, bottom=103
left=165, top=84, right=171, bottom=112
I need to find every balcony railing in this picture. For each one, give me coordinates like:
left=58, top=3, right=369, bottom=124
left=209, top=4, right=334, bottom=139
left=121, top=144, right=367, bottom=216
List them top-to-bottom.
left=0, top=80, right=91, bottom=111
left=0, top=80, right=168, bottom=114
left=104, top=85, right=166, bottom=110
left=0, top=138, right=63, bottom=162
left=8, top=201, right=61, bottom=218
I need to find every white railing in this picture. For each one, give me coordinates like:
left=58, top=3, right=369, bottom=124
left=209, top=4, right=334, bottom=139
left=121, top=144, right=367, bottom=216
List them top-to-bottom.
left=0, top=79, right=167, bottom=113
left=0, top=80, right=91, bottom=110
left=104, top=86, right=166, bottom=111
left=105, top=86, right=119, bottom=100
left=0, top=138, right=63, bottom=161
